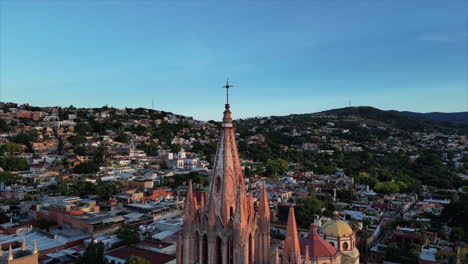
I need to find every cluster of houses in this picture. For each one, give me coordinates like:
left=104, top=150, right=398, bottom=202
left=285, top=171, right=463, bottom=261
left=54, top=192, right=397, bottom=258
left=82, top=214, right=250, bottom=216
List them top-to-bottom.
left=0, top=102, right=466, bottom=263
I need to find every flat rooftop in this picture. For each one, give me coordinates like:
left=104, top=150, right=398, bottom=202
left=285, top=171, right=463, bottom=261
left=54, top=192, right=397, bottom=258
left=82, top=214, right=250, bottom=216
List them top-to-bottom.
left=106, top=246, right=175, bottom=264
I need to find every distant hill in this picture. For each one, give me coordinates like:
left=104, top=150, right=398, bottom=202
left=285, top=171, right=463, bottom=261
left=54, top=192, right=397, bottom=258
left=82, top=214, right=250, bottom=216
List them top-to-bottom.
left=315, top=106, right=468, bottom=134
left=398, top=111, right=468, bottom=124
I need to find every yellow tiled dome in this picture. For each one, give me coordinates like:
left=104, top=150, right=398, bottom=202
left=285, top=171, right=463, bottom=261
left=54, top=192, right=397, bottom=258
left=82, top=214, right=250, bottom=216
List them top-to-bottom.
left=320, top=211, right=354, bottom=237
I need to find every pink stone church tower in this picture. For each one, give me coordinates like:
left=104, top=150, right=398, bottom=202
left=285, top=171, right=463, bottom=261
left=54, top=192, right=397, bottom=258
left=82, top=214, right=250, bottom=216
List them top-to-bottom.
left=177, top=84, right=271, bottom=264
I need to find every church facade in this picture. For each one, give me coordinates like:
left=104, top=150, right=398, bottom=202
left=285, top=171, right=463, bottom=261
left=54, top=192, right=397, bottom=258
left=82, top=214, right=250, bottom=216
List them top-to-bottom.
left=176, top=101, right=271, bottom=264
left=281, top=208, right=360, bottom=264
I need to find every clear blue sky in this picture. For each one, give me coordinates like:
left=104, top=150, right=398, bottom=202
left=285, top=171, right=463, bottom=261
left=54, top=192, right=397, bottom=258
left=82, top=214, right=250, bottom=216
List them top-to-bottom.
left=1, top=0, right=467, bottom=120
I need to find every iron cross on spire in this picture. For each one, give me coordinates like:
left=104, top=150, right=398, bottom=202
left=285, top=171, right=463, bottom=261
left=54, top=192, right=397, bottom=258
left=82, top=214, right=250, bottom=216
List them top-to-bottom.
left=222, top=79, right=233, bottom=105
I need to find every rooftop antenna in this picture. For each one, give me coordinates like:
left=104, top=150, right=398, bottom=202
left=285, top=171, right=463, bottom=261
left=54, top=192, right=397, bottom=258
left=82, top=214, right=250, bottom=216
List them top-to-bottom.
left=222, top=78, right=233, bottom=105
left=152, top=99, right=154, bottom=110
left=349, top=100, right=352, bottom=108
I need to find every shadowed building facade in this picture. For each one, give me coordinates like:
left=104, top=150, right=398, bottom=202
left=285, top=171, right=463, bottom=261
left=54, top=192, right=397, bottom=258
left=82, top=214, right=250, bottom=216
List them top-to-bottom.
left=176, top=98, right=271, bottom=264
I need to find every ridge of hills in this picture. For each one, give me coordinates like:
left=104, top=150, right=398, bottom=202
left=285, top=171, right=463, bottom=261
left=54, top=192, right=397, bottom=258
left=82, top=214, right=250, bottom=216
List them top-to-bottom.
left=267, top=106, right=468, bottom=134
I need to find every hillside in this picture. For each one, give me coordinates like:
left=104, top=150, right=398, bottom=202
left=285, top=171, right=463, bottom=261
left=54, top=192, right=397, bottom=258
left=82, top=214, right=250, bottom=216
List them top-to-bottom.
left=315, top=106, right=468, bottom=134
left=399, top=111, right=468, bottom=124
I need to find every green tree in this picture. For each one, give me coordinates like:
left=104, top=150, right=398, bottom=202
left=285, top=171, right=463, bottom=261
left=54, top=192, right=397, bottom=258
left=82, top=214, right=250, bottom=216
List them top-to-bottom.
left=0, top=119, right=10, bottom=132
left=74, top=122, right=92, bottom=134
left=9, top=131, right=38, bottom=145
left=115, top=131, right=129, bottom=143
left=68, top=134, right=87, bottom=145
left=0, top=142, right=21, bottom=154
left=141, top=142, right=159, bottom=156
left=94, top=143, right=107, bottom=165
left=170, top=144, right=181, bottom=153
left=73, top=146, right=89, bottom=156
left=0, top=157, right=30, bottom=171
left=266, top=158, right=288, bottom=176
left=73, top=162, right=100, bottom=174
left=0, top=172, right=22, bottom=185
left=356, top=172, right=377, bottom=188
left=193, top=175, right=207, bottom=187
left=55, top=180, right=71, bottom=195
left=71, top=181, right=98, bottom=197
left=96, top=181, right=123, bottom=200
left=374, top=181, right=400, bottom=194
left=441, top=192, right=468, bottom=242
left=295, top=198, right=323, bottom=227
left=0, top=210, right=9, bottom=224
left=38, top=218, right=57, bottom=231
left=116, top=223, right=140, bottom=245
left=75, top=242, right=105, bottom=264
left=125, top=256, right=150, bottom=264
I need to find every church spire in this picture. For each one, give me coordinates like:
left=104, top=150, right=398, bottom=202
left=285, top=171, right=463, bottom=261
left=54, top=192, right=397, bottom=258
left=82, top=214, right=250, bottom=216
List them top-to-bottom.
left=176, top=81, right=272, bottom=264
left=206, top=81, right=245, bottom=226
left=183, top=180, right=198, bottom=223
left=256, top=181, right=271, bottom=264
left=258, top=181, right=270, bottom=218
left=283, top=206, right=302, bottom=264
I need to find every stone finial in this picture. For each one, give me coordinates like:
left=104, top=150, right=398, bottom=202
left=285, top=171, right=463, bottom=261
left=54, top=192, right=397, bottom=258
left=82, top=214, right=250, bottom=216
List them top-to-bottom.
left=183, top=180, right=198, bottom=224
left=258, top=181, right=270, bottom=218
left=199, top=193, right=205, bottom=215
left=22, top=236, right=27, bottom=251
left=33, top=240, right=38, bottom=254
left=304, top=244, right=310, bottom=263
left=8, top=245, right=13, bottom=260
left=275, top=247, right=281, bottom=264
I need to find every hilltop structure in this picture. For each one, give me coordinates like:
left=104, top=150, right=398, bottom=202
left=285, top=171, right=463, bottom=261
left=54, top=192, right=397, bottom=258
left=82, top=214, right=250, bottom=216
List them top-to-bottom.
left=176, top=88, right=272, bottom=263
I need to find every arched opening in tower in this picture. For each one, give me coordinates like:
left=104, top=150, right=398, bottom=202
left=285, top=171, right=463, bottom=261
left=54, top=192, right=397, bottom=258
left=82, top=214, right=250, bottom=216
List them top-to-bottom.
left=195, top=232, right=199, bottom=262
left=248, top=233, right=253, bottom=264
left=202, top=234, right=208, bottom=264
left=228, top=235, right=233, bottom=264
left=216, top=236, right=223, bottom=264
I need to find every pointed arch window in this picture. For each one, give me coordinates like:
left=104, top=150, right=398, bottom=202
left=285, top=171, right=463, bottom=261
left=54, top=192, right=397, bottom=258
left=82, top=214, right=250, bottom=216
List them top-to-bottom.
left=195, top=232, right=200, bottom=262
left=248, top=233, right=253, bottom=264
left=202, top=234, right=208, bottom=264
left=216, top=236, right=223, bottom=264
left=228, top=236, right=233, bottom=264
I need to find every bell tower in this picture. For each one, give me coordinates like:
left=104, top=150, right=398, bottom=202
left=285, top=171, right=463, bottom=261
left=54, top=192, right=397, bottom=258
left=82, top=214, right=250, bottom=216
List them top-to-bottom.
left=177, top=81, right=271, bottom=264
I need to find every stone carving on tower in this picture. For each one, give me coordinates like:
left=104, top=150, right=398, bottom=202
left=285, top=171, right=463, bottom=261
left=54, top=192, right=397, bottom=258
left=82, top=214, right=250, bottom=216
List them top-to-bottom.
left=176, top=81, right=272, bottom=264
